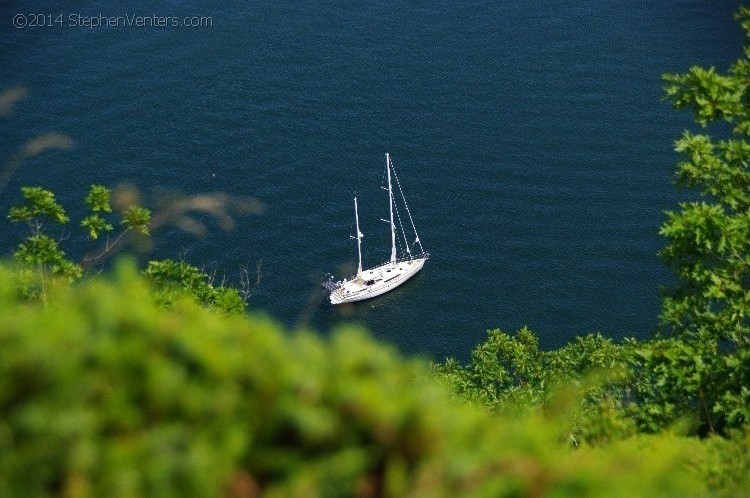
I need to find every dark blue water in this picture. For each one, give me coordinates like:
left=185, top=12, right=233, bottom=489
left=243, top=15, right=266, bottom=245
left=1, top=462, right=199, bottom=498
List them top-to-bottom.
left=1, top=1, right=744, bottom=359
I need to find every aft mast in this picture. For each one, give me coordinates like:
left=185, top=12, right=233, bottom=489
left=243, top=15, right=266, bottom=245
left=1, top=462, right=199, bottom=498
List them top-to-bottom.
left=386, top=153, right=397, bottom=264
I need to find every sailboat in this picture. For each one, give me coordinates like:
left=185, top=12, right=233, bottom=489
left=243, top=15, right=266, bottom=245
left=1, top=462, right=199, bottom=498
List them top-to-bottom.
left=324, top=153, right=429, bottom=305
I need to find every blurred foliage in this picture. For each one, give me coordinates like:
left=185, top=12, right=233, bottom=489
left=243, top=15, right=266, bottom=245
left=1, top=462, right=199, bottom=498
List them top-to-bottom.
left=1, top=262, right=747, bottom=497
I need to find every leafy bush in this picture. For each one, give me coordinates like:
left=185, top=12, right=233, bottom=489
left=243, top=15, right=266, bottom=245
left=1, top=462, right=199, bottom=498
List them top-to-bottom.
left=0, top=262, right=730, bottom=497
left=433, top=328, right=638, bottom=445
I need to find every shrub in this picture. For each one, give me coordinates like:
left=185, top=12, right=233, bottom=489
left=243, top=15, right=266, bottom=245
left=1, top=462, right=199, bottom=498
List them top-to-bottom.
left=0, top=262, right=724, bottom=496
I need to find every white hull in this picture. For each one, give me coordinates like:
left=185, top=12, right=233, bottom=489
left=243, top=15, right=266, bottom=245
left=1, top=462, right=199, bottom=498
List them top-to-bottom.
left=329, top=257, right=427, bottom=305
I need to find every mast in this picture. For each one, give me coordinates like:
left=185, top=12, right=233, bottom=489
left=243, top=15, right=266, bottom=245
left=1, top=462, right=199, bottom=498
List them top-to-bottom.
left=386, top=153, right=397, bottom=264
left=354, top=196, right=363, bottom=276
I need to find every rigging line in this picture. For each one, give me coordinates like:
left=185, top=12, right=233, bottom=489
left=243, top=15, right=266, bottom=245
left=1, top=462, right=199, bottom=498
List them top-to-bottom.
left=385, top=156, right=411, bottom=257
left=389, top=156, right=424, bottom=253
left=392, top=193, right=411, bottom=256
left=393, top=209, right=408, bottom=256
left=396, top=231, right=406, bottom=258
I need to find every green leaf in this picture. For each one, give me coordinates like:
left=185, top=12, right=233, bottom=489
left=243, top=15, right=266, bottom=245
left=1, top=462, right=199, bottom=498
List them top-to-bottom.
left=84, top=184, right=113, bottom=213
left=122, top=206, right=151, bottom=235
left=81, top=214, right=113, bottom=240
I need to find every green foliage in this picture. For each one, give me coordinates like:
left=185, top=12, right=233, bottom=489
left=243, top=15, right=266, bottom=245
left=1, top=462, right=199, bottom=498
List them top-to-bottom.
left=662, top=6, right=750, bottom=135
left=638, top=7, right=750, bottom=435
left=663, top=66, right=744, bottom=129
left=84, top=184, right=113, bottom=213
left=4, top=185, right=243, bottom=311
left=6, top=185, right=123, bottom=300
left=80, top=185, right=114, bottom=240
left=7, top=186, right=69, bottom=225
left=6, top=188, right=81, bottom=298
left=122, top=205, right=151, bottom=235
left=80, top=214, right=113, bottom=240
left=14, top=234, right=82, bottom=281
left=145, top=259, right=245, bottom=314
left=0, top=263, right=738, bottom=497
left=435, top=327, right=545, bottom=408
left=434, top=328, right=637, bottom=444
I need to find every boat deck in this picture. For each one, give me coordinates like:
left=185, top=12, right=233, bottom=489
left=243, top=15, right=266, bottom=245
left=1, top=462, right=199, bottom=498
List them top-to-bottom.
left=330, top=256, right=427, bottom=304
